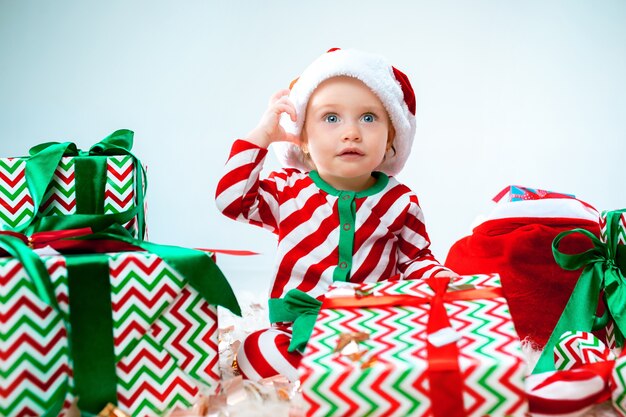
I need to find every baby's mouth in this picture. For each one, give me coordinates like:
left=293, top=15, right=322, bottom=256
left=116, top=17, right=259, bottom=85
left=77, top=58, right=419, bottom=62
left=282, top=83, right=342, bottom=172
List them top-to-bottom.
left=338, top=148, right=364, bottom=157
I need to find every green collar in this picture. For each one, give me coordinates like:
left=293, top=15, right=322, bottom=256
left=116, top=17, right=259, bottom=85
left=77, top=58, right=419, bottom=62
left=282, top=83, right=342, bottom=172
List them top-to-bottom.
left=309, top=171, right=389, bottom=197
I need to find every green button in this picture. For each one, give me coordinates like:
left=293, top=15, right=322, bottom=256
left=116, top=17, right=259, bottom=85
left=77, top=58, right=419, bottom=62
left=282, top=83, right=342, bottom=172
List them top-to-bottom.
left=343, top=223, right=351, bottom=231
left=339, top=262, right=348, bottom=269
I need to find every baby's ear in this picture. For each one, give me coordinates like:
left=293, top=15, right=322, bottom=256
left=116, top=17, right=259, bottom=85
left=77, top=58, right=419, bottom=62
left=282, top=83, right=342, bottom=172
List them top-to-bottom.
left=387, top=125, right=396, bottom=149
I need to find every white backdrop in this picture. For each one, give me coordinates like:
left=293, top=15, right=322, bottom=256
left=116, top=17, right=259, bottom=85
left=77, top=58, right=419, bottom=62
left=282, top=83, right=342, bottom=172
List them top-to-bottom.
left=1, top=1, right=625, bottom=296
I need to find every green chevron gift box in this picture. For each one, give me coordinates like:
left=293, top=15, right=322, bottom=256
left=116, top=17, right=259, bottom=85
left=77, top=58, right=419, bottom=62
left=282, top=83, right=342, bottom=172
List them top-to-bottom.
left=0, top=129, right=146, bottom=240
left=532, top=209, right=626, bottom=374
left=602, top=209, right=626, bottom=351
left=0, top=229, right=240, bottom=417
left=297, top=274, right=528, bottom=417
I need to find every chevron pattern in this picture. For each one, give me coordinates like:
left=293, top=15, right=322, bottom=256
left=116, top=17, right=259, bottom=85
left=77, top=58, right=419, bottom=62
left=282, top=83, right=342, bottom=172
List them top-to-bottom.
left=0, top=155, right=143, bottom=238
left=105, top=156, right=141, bottom=237
left=105, top=156, right=135, bottom=213
left=0, top=158, right=34, bottom=229
left=40, top=158, right=76, bottom=215
left=600, top=210, right=626, bottom=246
left=600, top=211, right=608, bottom=243
left=619, top=213, right=626, bottom=245
left=1, top=251, right=219, bottom=417
left=107, top=252, right=219, bottom=416
left=0, top=257, right=72, bottom=417
left=299, top=274, right=527, bottom=417
left=151, top=287, right=220, bottom=387
left=554, top=331, right=613, bottom=371
left=612, top=353, right=626, bottom=415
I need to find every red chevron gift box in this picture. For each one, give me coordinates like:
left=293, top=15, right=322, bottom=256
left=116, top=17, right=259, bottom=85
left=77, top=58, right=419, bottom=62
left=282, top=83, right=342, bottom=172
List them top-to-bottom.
left=0, top=129, right=146, bottom=239
left=0, top=229, right=240, bottom=417
left=297, top=274, right=528, bottom=417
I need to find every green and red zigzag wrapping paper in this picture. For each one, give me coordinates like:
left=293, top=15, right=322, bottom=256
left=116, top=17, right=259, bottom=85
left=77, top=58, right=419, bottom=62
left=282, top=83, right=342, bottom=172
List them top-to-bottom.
left=0, top=130, right=145, bottom=239
left=0, top=250, right=222, bottom=417
left=298, top=274, right=528, bottom=417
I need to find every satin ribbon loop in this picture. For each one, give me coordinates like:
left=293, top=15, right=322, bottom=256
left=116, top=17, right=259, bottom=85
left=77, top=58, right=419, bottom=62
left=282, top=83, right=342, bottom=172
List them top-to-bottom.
left=88, top=129, right=134, bottom=155
left=28, top=141, right=78, bottom=157
left=551, top=228, right=607, bottom=270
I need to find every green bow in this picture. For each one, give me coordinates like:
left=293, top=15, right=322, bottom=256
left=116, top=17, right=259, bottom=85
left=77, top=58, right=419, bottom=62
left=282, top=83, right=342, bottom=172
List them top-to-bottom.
left=16, top=129, right=146, bottom=239
left=532, top=209, right=626, bottom=374
left=268, top=289, right=323, bottom=352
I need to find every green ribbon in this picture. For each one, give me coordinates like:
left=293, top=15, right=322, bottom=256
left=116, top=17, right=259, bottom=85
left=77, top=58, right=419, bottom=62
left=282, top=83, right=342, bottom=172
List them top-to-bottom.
left=17, top=129, right=146, bottom=239
left=532, top=209, right=626, bottom=374
left=65, top=254, right=118, bottom=413
left=268, top=289, right=322, bottom=352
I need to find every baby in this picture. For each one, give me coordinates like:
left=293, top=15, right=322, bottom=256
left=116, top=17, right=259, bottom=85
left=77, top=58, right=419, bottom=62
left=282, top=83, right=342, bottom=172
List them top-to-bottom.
left=216, top=48, right=454, bottom=381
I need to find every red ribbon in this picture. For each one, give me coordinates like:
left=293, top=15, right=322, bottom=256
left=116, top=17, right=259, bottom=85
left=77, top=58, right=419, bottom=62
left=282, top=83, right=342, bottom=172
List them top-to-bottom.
left=0, top=228, right=142, bottom=256
left=0, top=229, right=260, bottom=257
left=194, top=248, right=259, bottom=256
left=321, top=278, right=503, bottom=417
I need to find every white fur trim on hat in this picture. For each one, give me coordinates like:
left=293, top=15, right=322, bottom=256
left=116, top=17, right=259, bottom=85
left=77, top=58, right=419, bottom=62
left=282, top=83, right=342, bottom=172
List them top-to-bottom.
left=274, top=48, right=416, bottom=177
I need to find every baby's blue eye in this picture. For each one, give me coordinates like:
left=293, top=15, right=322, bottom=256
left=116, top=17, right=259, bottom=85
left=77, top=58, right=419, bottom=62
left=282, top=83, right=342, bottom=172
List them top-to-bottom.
left=362, top=113, right=376, bottom=123
left=324, top=114, right=339, bottom=123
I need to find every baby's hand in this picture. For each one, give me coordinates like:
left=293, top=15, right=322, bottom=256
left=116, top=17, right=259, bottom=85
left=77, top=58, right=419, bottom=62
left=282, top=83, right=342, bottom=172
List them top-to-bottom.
left=247, top=89, right=299, bottom=148
left=433, top=270, right=461, bottom=279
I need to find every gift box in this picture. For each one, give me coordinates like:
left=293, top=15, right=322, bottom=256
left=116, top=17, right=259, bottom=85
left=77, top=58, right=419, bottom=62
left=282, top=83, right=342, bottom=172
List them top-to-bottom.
left=0, top=129, right=146, bottom=239
left=492, top=185, right=575, bottom=203
left=533, top=208, right=626, bottom=374
left=601, top=210, right=626, bottom=350
left=0, top=229, right=240, bottom=417
left=297, top=274, right=528, bottom=417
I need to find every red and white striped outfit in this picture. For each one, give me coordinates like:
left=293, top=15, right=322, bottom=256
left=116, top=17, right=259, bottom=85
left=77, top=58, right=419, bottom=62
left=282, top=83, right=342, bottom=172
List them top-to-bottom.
left=215, top=139, right=448, bottom=380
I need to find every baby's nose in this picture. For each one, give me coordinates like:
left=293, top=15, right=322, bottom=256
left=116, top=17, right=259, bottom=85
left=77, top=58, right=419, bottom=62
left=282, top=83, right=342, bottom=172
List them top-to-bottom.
left=342, top=123, right=361, bottom=141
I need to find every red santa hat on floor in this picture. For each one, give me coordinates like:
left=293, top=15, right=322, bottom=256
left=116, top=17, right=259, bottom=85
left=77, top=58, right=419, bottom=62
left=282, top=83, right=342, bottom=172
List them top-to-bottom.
left=275, top=48, right=417, bottom=177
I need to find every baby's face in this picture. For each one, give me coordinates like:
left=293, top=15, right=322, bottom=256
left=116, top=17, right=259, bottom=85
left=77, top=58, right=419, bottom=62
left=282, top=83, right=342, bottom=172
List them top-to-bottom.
left=301, top=76, right=393, bottom=191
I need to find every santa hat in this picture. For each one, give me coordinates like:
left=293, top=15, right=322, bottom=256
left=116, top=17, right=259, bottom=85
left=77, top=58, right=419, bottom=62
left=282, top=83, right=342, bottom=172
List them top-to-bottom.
left=274, top=48, right=417, bottom=177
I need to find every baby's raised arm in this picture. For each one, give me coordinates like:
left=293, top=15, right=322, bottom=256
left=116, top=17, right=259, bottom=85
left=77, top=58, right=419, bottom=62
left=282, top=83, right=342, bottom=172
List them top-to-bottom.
left=246, top=89, right=300, bottom=149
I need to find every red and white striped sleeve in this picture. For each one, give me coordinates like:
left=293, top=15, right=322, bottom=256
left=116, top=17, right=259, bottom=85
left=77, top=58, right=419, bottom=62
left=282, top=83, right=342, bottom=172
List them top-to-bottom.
left=215, top=139, right=280, bottom=233
left=397, top=194, right=449, bottom=279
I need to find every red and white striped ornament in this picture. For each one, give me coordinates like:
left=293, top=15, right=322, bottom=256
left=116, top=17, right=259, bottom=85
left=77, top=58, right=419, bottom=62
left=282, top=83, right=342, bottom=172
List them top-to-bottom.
left=236, top=327, right=302, bottom=383
left=611, top=352, right=626, bottom=416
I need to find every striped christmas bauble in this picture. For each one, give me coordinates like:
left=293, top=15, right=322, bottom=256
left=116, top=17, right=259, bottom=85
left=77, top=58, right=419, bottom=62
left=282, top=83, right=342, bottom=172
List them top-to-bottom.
left=236, top=327, right=302, bottom=382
